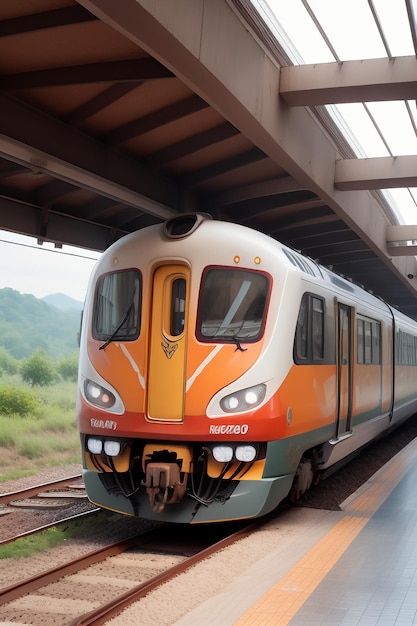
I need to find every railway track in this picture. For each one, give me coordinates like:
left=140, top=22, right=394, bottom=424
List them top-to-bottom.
left=2, top=423, right=416, bottom=624
left=0, top=474, right=84, bottom=507
left=0, top=475, right=99, bottom=546
left=0, top=508, right=100, bottom=547
left=0, top=519, right=264, bottom=625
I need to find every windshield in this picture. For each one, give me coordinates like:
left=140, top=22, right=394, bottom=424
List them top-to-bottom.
left=197, top=268, right=269, bottom=341
left=92, top=269, right=141, bottom=343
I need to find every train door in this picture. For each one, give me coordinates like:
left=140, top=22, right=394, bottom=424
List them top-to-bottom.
left=146, top=265, right=189, bottom=422
left=336, top=303, right=353, bottom=437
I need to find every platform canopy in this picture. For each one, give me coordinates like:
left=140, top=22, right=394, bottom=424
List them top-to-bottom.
left=1, top=1, right=417, bottom=316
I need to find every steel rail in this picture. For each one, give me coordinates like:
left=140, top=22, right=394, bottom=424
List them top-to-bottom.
left=0, top=474, right=83, bottom=506
left=0, top=508, right=100, bottom=547
left=70, top=517, right=268, bottom=626
left=0, top=530, right=163, bottom=604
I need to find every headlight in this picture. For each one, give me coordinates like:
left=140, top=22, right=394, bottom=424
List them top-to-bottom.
left=84, top=380, right=116, bottom=409
left=220, top=384, right=266, bottom=413
left=86, top=438, right=122, bottom=457
left=87, top=438, right=103, bottom=454
left=104, top=440, right=121, bottom=457
left=210, top=443, right=261, bottom=463
left=235, top=445, right=257, bottom=462
left=212, top=446, right=234, bottom=462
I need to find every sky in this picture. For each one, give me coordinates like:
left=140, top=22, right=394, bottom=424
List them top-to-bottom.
left=0, top=230, right=101, bottom=303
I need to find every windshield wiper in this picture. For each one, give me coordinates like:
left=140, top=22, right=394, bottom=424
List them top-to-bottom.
left=99, top=302, right=134, bottom=351
left=223, top=334, right=247, bottom=352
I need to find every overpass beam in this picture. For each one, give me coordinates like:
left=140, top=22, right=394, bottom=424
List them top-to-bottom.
left=78, top=0, right=417, bottom=292
left=280, top=56, right=417, bottom=106
left=335, top=156, right=417, bottom=190
left=387, top=225, right=417, bottom=256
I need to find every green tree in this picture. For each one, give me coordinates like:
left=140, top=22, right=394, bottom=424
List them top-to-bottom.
left=0, top=328, right=31, bottom=359
left=0, top=348, right=18, bottom=375
left=21, top=350, right=56, bottom=386
left=57, top=353, right=79, bottom=382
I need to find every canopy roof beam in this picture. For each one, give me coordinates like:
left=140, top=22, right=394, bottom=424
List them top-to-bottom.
left=280, top=56, right=417, bottom=106
left=335, top=155, right=417, bottom=190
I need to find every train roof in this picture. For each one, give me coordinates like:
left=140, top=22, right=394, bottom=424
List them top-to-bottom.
left=101, top=215, right=414, bottom=325
left=278, top=239, right=392, bottom=312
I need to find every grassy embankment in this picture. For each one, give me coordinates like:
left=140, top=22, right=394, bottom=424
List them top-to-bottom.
left=0, top=374, right=81, bottom=482
left=0, top=374, right=118, bottom=560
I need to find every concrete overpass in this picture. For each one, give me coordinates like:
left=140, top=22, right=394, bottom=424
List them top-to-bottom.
left=1, top=0, right=417, bottom=316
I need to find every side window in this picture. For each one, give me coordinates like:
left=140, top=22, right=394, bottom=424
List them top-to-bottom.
left=93, top=270, right=141, bottom=342
left=294, top=293, right=325, bottom=363
left=295, top=296, right=308, bottom=359
left=312, top=297, right=324, bottom=359
left=356, top=315, right=381, bottom=364
left=357, top=319, right=364, bottom=364
left=364, top=321, right=372, bottom=363
left=371, top=322, right=381, bottom=364
left=396, top=328, right=417, bottom=365
left=396, top=329, right=402, bottom=365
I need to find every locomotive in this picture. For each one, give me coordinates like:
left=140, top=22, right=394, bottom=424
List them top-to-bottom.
left=77, top=213, right=417, bottom=522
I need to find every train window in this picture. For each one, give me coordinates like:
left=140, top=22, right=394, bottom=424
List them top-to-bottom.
left=283, top=249, right=316, bottom=276
left=197, top=268, right=269, bottom=342
left=93, top=270, right=141, bottom=342
left=171, top=278, right=186, bottom=336
left=294, top=293, right=325, bottom=363
left=296, top=297, right=308, bottom=359
left=312, top=297, right=324, bottom=359
left=357, top=315, right=381, bottom=364
left=357, top=319, right=364, bottom=364
left=365, top=322, right=372, bottom=363
left=371, top=323, right=381, bottom=364
left=396, top=329, right=417, bottom=365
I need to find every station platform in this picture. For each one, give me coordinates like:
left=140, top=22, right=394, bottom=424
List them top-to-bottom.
left=173, top=434, right=417, bottom=626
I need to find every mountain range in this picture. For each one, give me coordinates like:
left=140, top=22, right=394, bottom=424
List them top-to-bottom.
left=0, top=288, right=83, bottom=360
left=42, top=292, right=83, bottom=312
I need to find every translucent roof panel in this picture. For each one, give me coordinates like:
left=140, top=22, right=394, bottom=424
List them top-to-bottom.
left=250, top=0, right=333, bottom=63
left=251, top=0, right=417, bottom=225
left=261, top=0, right=415, bottom=62
left=307, top=0, right=388, bottom=61
left=372, top=0, right=415, bottom=57
left=366, top=101, right=417, bottom=156
left=334, top=103, right=390, bottom=158
left=385, top=189, right=417, bottom=225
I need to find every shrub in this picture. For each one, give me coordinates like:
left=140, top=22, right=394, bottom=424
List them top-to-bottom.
left=21, top=350, right=56, bottom=386
left=0, top=385, right=40, bottom=416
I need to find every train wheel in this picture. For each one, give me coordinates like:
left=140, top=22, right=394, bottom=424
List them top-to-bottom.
left=289, top=456, right=314, bottom=502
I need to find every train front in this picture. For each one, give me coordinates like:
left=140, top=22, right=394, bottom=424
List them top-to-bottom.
left=77, top=214, right=293, bottom=522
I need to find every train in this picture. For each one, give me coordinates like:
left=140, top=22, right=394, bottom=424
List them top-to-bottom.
left=77, top=213, right=417, bottom=523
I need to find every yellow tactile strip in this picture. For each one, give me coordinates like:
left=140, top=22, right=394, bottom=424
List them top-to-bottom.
left=341, top=435, right=417, bottom=516
left=235, top=436, right=417, bottom=626
left=235, top=515, right=367, bottom=625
